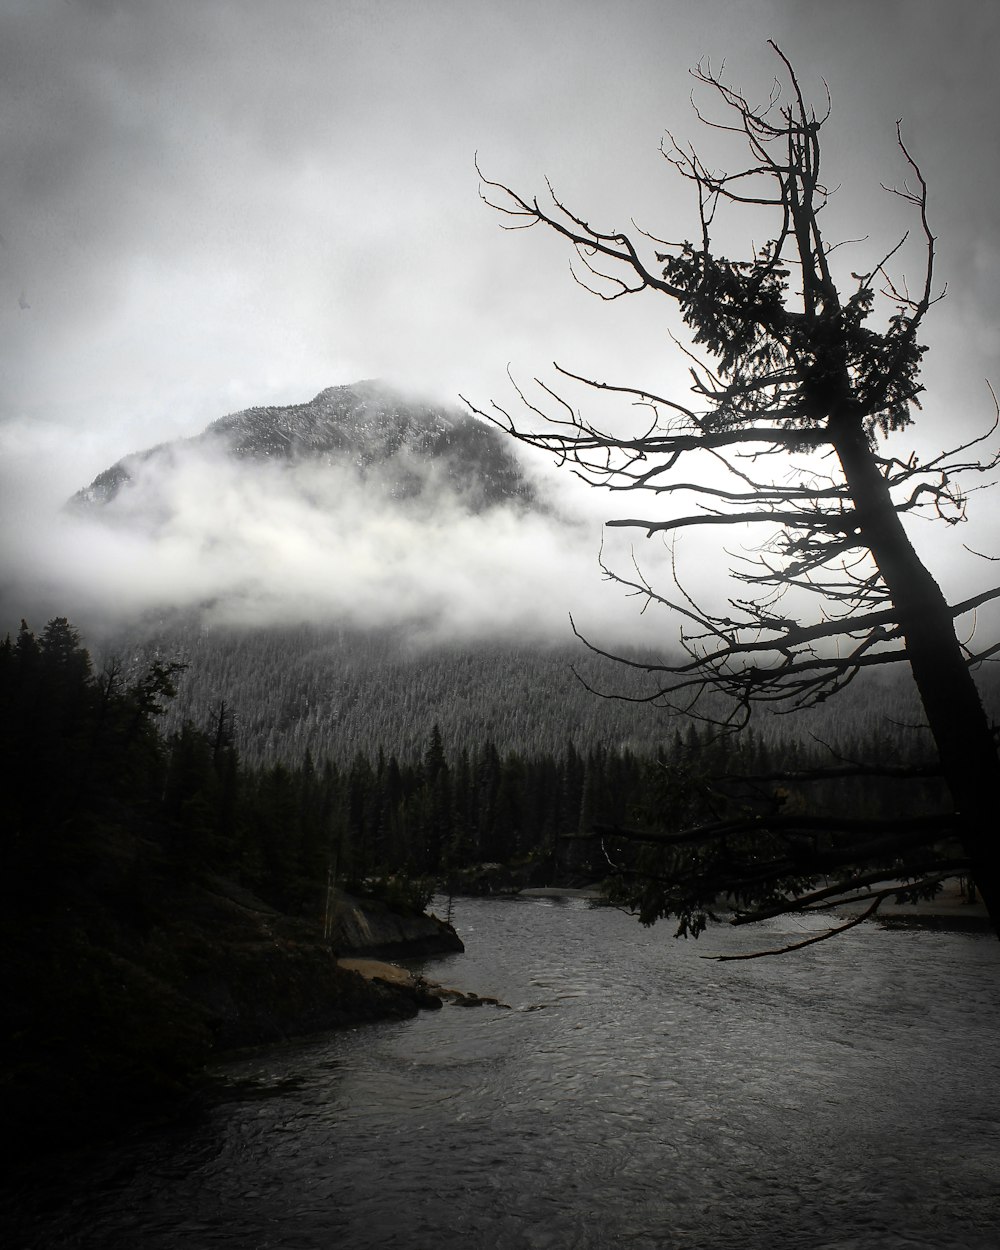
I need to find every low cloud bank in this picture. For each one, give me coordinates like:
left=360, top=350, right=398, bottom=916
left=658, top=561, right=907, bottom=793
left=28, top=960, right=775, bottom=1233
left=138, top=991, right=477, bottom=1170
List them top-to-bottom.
left=6, top=411, right=995, bottom=666
left=1, top=431, right=678, bottom=650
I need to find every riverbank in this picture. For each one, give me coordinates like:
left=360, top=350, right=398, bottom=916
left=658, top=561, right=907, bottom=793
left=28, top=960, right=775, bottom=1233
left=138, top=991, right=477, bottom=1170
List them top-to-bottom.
left=1, top=867, right=462, bottom=1154
left=837, top=878, right=993, bottom=932
left=512, top=880, right=995, bottom=933
left=8, top=894, right=996, bottom=1250
left=339, top=956, right=510, bottom=1008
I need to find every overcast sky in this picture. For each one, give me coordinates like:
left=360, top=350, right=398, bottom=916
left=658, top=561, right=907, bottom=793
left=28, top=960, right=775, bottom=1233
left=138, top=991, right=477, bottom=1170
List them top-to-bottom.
left=0, top=0, right=997, bottom=641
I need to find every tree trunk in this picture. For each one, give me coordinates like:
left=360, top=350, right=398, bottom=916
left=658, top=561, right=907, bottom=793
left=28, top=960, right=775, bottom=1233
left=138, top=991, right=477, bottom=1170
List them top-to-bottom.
left=832, top=413, right=1000, bottom=934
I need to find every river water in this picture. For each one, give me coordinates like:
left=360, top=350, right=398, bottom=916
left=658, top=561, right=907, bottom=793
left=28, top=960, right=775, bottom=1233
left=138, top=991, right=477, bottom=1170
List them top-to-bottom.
left=6, top=896, right=1000, bottom=1249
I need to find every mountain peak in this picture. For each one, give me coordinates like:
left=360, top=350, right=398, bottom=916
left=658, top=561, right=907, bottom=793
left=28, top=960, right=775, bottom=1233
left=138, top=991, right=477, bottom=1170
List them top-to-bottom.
left=73, top=382, right=532, bottom=511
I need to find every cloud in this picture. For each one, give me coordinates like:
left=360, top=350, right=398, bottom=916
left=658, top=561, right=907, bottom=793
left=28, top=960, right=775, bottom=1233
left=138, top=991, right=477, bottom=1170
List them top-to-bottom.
left=1, top=1, right=998, bottom=658
left=3, top=365, right=995, bottom=660
left=1, top=420, right=684, bottom=649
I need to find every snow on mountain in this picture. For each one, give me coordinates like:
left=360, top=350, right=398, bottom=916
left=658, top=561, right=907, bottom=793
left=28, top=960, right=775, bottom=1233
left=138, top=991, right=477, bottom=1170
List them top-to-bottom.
left=73, top=381, right=533, bottom=512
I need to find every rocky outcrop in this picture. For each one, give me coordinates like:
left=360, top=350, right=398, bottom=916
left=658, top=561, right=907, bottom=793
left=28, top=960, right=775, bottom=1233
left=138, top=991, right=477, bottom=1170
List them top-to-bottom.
left=177, top=881, right=463, bottom=1049
left=325, top=888, right=464, bottom=958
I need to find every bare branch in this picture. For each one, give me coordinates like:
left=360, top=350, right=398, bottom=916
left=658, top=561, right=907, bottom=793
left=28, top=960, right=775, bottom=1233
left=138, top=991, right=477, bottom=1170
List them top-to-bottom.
left=709, top=897, right=883, bottom=960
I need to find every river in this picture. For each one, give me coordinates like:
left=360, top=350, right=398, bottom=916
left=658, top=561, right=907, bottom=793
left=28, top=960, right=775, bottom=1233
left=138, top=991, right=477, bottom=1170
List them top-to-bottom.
left=5, top=896, right=1000, bottom=1249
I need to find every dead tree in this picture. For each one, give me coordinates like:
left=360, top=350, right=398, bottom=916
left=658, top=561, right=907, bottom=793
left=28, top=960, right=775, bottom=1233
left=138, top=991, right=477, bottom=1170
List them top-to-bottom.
left=466, top=45, right=1000, bottom=947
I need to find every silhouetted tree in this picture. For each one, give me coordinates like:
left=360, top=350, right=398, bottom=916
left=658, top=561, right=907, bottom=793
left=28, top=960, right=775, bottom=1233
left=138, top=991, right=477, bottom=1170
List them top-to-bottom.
left=468, top=45, right=1000, bottom=948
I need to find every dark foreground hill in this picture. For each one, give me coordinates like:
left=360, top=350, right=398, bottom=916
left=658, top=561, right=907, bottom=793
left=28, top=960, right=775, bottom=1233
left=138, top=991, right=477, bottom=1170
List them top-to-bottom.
left=0, top=619, right=462, bottom=1154
left=2, top=851, right=461, bottom=1152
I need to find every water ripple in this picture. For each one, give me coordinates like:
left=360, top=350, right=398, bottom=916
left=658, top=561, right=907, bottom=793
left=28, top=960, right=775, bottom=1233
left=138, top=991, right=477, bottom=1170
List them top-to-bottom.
left=5, top=897, right=999, bottom=1250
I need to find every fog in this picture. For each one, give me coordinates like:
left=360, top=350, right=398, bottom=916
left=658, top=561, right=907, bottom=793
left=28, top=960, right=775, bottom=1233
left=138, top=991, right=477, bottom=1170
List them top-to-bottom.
left=1, top=1, right=997, bottom=649
left=3, top=377, right=997, bottom=655
left=1, top=406, right=693, bottom=648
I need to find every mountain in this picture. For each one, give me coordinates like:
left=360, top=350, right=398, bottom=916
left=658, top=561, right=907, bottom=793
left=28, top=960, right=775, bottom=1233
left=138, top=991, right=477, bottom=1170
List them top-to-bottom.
left=66, top=380, right=961, bottom=766
left=73, top=380, right=534, bottom=512
left=96, top=618, right=944, bottom=768
left=103, top=623, right=676, bottom=763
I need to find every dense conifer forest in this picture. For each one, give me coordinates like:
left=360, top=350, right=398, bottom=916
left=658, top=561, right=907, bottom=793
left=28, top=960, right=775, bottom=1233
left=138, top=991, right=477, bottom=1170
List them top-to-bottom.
left=4, top=616, right=960, bottom=918
left=102, top=620, right=941, bottom=766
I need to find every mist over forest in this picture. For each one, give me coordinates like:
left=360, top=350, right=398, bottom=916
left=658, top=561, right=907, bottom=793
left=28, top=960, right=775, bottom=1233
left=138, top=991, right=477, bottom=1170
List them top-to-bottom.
left=4, top=379, right=967, bottom=768
left=3, top=382, right=689, bottom=657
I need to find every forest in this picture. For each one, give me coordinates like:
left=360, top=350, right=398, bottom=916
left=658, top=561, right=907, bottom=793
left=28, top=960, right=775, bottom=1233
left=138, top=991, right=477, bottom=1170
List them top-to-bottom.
left=0, top=614, right=976, bottom=1145
left=2, top=616, right=958, bottom=923
left=105, top=619, right=936, bottom=764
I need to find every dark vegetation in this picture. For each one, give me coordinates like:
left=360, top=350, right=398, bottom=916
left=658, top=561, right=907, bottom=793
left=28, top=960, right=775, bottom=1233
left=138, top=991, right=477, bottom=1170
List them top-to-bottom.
left=3, top=613, right=977, bottom=1152
left=0, top=618, right=460, bottom=1151
left=108, top=619, right=928, bottom=765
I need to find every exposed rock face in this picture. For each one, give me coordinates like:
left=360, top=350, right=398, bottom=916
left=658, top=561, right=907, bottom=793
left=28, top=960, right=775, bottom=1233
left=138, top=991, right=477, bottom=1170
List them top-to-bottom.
left=73, top=380, right=533, bottom=513
left=327, top=889, right=464, bottom=958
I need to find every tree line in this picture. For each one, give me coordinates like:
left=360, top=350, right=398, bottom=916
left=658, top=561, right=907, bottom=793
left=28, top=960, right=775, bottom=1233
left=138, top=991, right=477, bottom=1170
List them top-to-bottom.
left=2, top=617, right=952, bottom=930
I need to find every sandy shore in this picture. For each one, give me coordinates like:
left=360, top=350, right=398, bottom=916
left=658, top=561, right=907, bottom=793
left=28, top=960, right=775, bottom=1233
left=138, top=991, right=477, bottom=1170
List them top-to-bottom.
left=338, top=957, right=510, bottom=1007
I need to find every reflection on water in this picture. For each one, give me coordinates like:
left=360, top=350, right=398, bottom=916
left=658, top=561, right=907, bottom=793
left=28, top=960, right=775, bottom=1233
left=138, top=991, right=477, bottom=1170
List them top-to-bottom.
left=5, top=897, right=1000, bottom=1249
